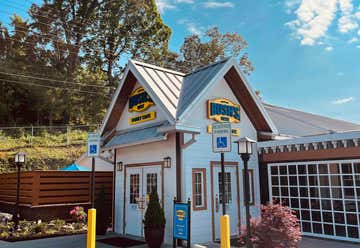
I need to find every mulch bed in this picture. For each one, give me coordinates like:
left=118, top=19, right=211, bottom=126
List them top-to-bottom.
left=1, top=231, right=86, bottom=242
left=98, top=237, right=146, bottom=247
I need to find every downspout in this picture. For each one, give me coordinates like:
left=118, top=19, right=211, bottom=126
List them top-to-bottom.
left=176, top=132, right=182, bottom=201
left=112, top=149, right=117, bottom=232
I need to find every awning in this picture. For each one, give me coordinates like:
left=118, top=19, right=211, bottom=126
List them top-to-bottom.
left=103, top=122, right=168, bottom=149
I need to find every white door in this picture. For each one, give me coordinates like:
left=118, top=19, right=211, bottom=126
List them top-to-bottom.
left=125, top=166, right=162, bottom=237
left=213, top=166, right=239, bottom=240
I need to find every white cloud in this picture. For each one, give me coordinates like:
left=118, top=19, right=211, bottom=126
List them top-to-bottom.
left=156, top=0, right=176, bottom=13
left=285, top=0, right=360, bottom=46
left=338, top=0, right=358, bottom=33
left=203, top=1, right=234, bottom=8
left=177, top=19, right=204, bottom=35
left=358, top=30, right=360, bottom=36
left=348, top=37, right=358, bottom=43
left=357, top=45, right=360, bottom=48
left=325, top=46, right=334, bottom=51
left=331, top=97, right=355, bottom=105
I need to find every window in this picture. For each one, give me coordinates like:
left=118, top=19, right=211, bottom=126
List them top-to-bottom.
left=269, top=161, right=360, bottom=241
left=192, top=168, right=207, bottom=211
left=243, top=169, right=255, bottom=205
left=218, top=172, right=232, bottom=204
left=146, top=173, right=157, bottom=195
left=130, top=174, right=140, bottom=204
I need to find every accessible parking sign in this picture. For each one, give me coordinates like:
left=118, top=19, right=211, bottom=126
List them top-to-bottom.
left=212, top=122, right=231, bottom=153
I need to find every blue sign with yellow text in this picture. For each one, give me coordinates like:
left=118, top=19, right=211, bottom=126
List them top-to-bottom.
left=128, top=87, right=155, bottom=112
left=208, top=98, right=240, bottom=123
left=173, top=203, right=189, bottom=240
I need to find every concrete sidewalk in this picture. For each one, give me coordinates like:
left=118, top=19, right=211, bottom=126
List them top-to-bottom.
left=0, top=235, right=359, bottom=248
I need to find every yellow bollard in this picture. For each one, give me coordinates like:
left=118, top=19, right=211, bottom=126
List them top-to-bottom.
left=87, top=208, right=96, bottom=248
left=220, top=215, right=230, bottom=248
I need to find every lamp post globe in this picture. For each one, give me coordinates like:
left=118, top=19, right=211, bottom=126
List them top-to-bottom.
left=234, top=137, right=255, bottom=248
left=14, top=152, right=26, bottom=229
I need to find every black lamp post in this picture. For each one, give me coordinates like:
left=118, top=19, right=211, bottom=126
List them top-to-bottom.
left=234, top=137, right=255, bottom=248
left=14, top=152, right=26, bottom=229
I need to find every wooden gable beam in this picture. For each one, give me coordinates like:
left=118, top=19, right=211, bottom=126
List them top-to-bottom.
left=224, top=66, right=272, bottom=133
left=102, top=71, right=137, bottom=136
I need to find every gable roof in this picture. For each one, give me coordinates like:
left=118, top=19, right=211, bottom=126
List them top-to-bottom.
left=100, top=58, right=278, bottom=136
left=177, top=58, right=229, bottom=118
left=264, top=103, right=360, bottom=137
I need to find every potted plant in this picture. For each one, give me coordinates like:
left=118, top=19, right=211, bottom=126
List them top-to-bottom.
left=95, top=186, right=111, bottom=235
left=143, top=191, right=166, bottom=248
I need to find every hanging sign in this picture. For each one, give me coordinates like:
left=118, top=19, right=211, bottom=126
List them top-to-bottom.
left=128, top=87, right=155, bottom=112
left=208, top=98, right=240, bottom=123
left=212, top=122, right=232, bottom=153
left=87, top=132, right=100, bottom=157
left=173, top=201, right=191, bottom=243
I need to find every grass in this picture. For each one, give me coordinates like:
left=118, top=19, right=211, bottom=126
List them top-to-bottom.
left=0, top=130, right=87, bottom=173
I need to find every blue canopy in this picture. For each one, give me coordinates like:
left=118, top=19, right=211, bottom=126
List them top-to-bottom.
left=60, top=163, right=91, bottom=171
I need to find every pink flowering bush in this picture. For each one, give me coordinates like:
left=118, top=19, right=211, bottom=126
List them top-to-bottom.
left=239, top=203, right=301, bottom=248
left=69, top=206, right=87, bottom=223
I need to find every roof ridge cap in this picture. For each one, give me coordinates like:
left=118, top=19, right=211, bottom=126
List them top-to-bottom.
left=184, top=57, right=232, bottom=77
left=130, top=59, right=185, bottom=76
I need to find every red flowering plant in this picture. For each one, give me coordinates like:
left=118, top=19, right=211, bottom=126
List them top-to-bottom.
left=239, top=203, right=301, bottom=248
left=69, top=206, right=87, bottom=223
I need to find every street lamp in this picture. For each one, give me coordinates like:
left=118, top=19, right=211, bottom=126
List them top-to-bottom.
left=234, top=137, right=255, bottom=248
left=14, top=152, right=26, bottom=229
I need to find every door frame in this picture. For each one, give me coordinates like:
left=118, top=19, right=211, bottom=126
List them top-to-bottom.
left=122, top=161, right=165, bottom=235
left=210, top=161, right=241, bottom=241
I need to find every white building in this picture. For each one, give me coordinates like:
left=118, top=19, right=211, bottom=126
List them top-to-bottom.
left=100, top=58, right=360, bottom=243
left=75, top=151, right=114, bottom=171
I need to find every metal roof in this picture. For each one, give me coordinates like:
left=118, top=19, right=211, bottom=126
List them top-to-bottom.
left=177, top=58, right=230, bottom=119
left=131, top=60, right=185, bottom=119
left=264, top=103, right=360, bottom=137
left=104, top=122, right=168, bottom=149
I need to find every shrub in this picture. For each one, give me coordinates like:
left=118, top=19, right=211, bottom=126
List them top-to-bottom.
left=143, top=191, right=165, bottom=229
left=239, top=203, right=301, bottom=248
left=70, top=206, right=87, bottom=223
left=53, top=219, right=65, bottom=231
left=32, top=222, right=47, bottom=234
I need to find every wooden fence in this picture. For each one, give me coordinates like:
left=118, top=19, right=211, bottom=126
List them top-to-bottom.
left=0, top=171, right=113, bottom=206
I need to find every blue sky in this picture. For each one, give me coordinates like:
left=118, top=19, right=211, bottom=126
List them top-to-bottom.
left=1, top=0, right=360, bottom=123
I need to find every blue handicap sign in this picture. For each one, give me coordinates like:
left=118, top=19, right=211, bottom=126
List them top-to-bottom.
left=216, top=136, right=227, bottom=148
left=89, top=144, right=97, bottom=154
left=173, top=203, right=189, bottom=240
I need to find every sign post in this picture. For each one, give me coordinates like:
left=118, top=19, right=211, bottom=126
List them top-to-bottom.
left=212, top=122, right=231, bottom=248
left=87, top=132, right=100, bottom=248
left=173, top=198, right=191, bottom=248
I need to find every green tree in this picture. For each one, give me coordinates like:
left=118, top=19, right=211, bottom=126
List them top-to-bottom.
left=85, top=0, right=171, bottom=95
left=164, top=27, right=254, bottom=74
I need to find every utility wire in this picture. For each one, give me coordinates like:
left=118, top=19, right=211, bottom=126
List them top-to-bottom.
left=0, top=1, right=128, bottom=47
left=3, top=36, right=83, bottom=57
left=0, top=71, right=113, bottom=89
left=0, top=78, right=111, bottom=98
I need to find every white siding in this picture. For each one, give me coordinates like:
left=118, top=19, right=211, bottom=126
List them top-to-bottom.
left=181, top=78, right=261, bottom=242
left=116, top=82, right=168, bottom=131
left=114, top=133, right=176, bottom=243
left=76, top=156, right=113, bottom=171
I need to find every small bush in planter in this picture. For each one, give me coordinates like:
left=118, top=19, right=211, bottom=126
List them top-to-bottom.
left=95, top=186, right=111, bottom=235
left=143, top=190, right=166, bottom=248
left=239, top=203, right=301, bottom=248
